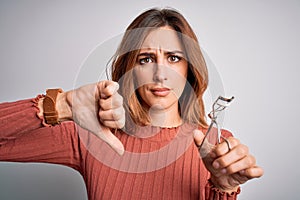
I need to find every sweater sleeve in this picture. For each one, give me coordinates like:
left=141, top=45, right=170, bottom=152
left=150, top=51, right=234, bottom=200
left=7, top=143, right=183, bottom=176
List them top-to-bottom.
left=0, top=95, right=47, bottom=145
left=0, top=96, right=83, bottom=171
left=204, top=180, right=240, bottom=200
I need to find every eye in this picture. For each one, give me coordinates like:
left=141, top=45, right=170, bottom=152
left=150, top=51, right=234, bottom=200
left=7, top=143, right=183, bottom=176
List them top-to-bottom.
left=168, top=55, right=181, bottom=63
left=139, top=57, right=154, bottom=65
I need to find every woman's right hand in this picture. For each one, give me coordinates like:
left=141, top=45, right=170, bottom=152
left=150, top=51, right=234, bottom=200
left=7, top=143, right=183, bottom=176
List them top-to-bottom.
left=57, top=81, right=125, bottom=155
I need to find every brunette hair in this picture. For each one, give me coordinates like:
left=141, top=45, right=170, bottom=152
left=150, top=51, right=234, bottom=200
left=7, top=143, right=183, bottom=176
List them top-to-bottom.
left=110, top=8, right=208, bottom=130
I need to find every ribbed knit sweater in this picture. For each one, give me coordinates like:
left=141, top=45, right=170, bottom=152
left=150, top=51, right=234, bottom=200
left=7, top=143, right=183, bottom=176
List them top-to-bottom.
left=0, top=96, right=239, bottom=200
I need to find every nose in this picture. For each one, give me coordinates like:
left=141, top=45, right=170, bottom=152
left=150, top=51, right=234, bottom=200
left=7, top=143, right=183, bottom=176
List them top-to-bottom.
left=153, top=55, right=167, bottom=83
left=153, top=63, right=167, bottom=83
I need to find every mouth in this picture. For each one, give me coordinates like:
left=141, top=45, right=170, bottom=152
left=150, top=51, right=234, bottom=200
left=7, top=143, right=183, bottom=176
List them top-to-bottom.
left=150, top=87, right=171, bottom=97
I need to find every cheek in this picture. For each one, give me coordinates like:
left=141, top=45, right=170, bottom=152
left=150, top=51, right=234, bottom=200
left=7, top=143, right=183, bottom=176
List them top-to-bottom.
left=181, top=63, right=188, bottom=78
left=171, top=66, right=188, bottom=96
left=134, top=68, right=154, bottom=87
left=134, top=71, right=148, bottom=95
left=172, top=79, right=187, bottom=98
left=136, top=86, right=150, bottom=107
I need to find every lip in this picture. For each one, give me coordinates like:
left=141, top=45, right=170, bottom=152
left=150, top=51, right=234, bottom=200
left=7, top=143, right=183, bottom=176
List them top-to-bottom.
left=150, top=87, right=171, bottom=97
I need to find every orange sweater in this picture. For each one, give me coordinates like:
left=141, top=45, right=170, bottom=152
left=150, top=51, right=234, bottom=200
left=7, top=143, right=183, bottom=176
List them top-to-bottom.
left=0, top=96, right=239, bottom=200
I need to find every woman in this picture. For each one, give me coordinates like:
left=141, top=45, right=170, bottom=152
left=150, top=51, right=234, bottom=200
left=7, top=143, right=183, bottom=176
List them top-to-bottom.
left=0, top=8, right=263, bottom=199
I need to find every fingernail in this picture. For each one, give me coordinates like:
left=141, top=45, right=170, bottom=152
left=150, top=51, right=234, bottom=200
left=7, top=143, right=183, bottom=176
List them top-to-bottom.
left=108, top=84, right=118, bottom=94
left=100, top=93, right=107, bottom=99
left=193, top=130, right=201, bottom=137
left=113, top=143, right=125, bottom=156
left=116, top=147, right=124, bottom=156
left=210, top=152, right=217, bottom=158
left=213, top=161, right=220, bottom=169
left=221, top=168, right=227, bottom=174
left=239, top=170, right=245, bottom=175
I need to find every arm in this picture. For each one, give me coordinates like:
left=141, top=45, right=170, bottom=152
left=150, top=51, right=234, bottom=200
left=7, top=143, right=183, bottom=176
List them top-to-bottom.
left=0, top=81, right=125, bottom=154
left=0, top=95, right=46, bottom=145
left=0, top=96, right=82, bottom=170
left=0, top=120, right=83, bottom=170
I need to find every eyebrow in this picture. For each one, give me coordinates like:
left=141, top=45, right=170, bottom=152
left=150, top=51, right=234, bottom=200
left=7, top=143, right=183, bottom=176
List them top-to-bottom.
left=137, top=50, right=185, bottom=57
left=166, top=50, right=185, bottom=55
left=138, top=52, right=155, bottom=57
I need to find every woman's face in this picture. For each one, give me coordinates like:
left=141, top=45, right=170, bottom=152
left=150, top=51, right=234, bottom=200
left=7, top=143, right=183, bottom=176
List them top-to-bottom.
left=133, top=26, right=188, bottom=112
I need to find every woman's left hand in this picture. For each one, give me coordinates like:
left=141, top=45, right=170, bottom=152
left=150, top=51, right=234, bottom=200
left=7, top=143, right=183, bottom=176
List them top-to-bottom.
left=194, top=130, right=264, bottom=193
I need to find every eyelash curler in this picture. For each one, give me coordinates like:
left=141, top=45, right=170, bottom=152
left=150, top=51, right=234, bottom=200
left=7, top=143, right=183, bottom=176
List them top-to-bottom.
left=198, top=96, right=234, bottom=157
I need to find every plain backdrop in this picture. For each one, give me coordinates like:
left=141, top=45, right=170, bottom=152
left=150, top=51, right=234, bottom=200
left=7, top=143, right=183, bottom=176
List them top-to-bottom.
left=0, top=1, right=299, bottom=199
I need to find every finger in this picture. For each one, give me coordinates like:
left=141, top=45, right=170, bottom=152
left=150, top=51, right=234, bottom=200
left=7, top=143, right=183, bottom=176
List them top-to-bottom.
left=98, top=81, right=119, bottom=99
left=99, top=93, right=123, bottom=110
left=99, top=106, right=125, bottom=121
left=73, top=109, right=124, bottom=155
left=101, top=119, right=125, bottom=129
left=96, top=127, right=125, bottom=156
left=193, top=129, right=205, bottom=146
left=194, top=130, right=215, bottom=159
left=214, top=137, right=240, bottom=157
left=213, top=144, right=249, bottom=170
left=221, top=154, right=256, bottom=175
left=240, top=166, right=264, bottom=179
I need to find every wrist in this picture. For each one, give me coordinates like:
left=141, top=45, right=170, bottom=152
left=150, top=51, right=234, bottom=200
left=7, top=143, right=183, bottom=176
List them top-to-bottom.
left=56, top=92, right=72, bottom=122
left=37, top=97, right=45, bottom=118
left=210, top=176, right=240, bottom=194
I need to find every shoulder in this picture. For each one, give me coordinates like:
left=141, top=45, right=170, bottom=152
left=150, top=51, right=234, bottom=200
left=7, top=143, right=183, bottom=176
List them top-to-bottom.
left=197, top=126, right=234, bottom=138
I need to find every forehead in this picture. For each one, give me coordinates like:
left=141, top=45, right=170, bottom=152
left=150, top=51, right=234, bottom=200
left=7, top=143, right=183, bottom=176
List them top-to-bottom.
left=140, top=26, right=183, bottom=52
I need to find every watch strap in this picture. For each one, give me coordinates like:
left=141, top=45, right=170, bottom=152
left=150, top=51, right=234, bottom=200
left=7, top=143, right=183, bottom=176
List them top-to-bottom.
left=43, top=88, right=63, bottom=125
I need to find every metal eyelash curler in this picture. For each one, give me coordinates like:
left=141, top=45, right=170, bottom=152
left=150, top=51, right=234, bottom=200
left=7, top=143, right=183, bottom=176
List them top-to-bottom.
left=198, top=96, right=234, bottom=158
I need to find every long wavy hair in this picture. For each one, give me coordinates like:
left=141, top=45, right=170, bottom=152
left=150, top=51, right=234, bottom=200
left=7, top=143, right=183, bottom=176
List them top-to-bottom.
left=110, top=8, right=209, bottom=130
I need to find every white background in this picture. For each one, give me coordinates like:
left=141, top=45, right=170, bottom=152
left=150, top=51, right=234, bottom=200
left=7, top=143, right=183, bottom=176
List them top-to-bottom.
left=0, top=1, right=299, bottom=199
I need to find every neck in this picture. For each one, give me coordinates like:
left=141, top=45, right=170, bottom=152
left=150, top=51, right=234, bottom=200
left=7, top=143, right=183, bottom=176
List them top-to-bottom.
left=148, top=104, right=182, bottom=128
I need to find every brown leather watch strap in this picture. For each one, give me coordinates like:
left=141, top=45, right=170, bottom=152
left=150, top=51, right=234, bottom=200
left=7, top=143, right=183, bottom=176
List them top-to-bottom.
left=43, top=88, right=63, bottom=125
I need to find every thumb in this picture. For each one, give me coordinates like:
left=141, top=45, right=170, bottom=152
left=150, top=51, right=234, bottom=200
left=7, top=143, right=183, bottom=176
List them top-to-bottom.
left=98, top=81, right=119, bottom=99
left=98, top=127, right=125, bottom=156
left=193, top=129, right=205, bottom=147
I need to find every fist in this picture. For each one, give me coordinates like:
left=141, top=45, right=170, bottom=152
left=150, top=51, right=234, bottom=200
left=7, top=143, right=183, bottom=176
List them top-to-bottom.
left=65, top=81, right=125, bottom=155
left=194, top=130, right=264, bottom=192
